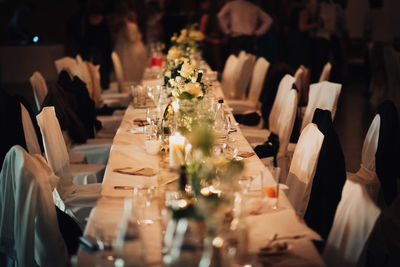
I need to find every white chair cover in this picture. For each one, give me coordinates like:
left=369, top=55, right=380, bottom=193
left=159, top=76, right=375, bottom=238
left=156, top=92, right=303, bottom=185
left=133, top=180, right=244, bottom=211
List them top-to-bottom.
left=111, top=51, right=125, bottom=92
left=234, top=53, right=256, bottom=100
left=221, top=54, right=239, bottom=99
left=75, top=55, right=94, bottom=99
left=54, top=56, right=77, bottom=77
left=226, top=57, right=270, bottom=114
left=248, top=57, right=270, bottom=106
left=86, top=62, right=104, bottom=109
left=319, top=62, right=332, bottom=82
left=294, top=66, right=304, bottom=92
left=29, top=71, right=48, bottom=111
left=269, top=74, right=295, bottom=131
left=301, top=81, right=342, bottom=131
left=20, top=103, right=41, bottom=155
left=36, top=106, right=103, bottom=184
left=36, top=107, right=101, bottom=227
left=347, top=115, right=381, bottom=202
left=286, top=123, right=324, bottom=217
left=0, top=146, right=68, bottom=267
left=323, top=179, right=381, bottom=267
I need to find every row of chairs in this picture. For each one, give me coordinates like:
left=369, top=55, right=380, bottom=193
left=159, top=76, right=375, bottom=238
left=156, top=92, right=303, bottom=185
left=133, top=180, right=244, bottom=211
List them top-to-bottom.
left=0, top=50, right=138, bottom=265
left=222, top=52, right=398, bottom=266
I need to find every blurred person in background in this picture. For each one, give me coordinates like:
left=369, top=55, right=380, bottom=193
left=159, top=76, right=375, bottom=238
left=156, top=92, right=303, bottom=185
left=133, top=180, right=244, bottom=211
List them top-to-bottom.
left=80, top=0, right=113, bottom=89
left=199, top=0, right=224, bottom=72
left=217, top=0, right=273, bottom=55
left=286, top=0, right=321, bottom=70
left=145, top=1, right=164, bottom=45
left=114, top=7, right=147, bottom=83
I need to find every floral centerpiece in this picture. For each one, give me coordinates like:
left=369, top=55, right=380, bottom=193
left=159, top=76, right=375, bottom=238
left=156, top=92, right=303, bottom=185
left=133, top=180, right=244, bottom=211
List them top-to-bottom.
left=170, top=25, right=204, bottom=58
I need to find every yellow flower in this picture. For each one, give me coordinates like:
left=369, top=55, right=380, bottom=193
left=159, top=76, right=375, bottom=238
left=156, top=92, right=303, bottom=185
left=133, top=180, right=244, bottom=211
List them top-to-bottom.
left=167, top=47, right=181, bottom=60
left=179, top=60, right=196, bottom=79
left=184, top=82, right=202, bottom=97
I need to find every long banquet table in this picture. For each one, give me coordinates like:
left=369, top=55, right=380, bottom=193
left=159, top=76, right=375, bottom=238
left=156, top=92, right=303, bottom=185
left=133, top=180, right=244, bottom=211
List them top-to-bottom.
left=76, top=79, right=325, bottom=267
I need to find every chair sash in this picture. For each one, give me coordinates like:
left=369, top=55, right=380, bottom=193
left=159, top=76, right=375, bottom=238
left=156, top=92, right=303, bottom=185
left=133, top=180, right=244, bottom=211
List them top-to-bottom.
left=20, top=103, right=41, bottom=155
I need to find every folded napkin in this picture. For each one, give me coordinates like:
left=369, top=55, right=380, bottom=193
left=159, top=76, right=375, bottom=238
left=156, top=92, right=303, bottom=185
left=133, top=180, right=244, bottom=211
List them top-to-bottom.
left=133, top=119, right=149, bottom=127
left=237, top=151, right=255, bottom=158
left=113, top=167, right=156, bottom=176
left=245, top=209, right=322, bottom=254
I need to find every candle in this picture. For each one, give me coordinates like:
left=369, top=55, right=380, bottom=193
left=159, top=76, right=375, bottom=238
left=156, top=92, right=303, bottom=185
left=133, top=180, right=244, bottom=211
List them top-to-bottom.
left=169, top=133, right=185, bottom=167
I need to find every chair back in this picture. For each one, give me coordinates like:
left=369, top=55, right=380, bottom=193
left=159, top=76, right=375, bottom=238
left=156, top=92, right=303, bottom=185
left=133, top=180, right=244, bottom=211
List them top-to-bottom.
left=111, top=51, right=125, bottom=92
left=235, top=53, right=256, bottom=99
left=221, top=54, right=239, bottom=98
left=75, top=55, right=94, bottom=99
left=54, top=56, right=77, bottom=78
left=247, top=57, right=270, bottom=106
left=86, top=62, right=104, bottom=109
left=319, top=62, right=332, bottom=82
left=294, top=66, right=304, bottom=92
left=29, top=71, right=48, bottom=111
left=269, top=74, right=295, bottom=131
left=301, top=81, right=342, bottom=131
left=273, top=89, right=298, bottom=155
left=20, top=103, right=41, bottom=155
left=36, top=106, right=70, bottom=176
left=286, top=123, right=324, bottom=217
left=0, top=145, right=68, bottom=267
left=323, top=179, right=381, bottom=267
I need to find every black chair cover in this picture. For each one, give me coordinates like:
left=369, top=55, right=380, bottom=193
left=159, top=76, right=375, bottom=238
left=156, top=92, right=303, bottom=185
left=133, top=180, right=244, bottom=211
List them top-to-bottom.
left=376, top=100, right=399, bottom=205
left=304, top=108, right=346, bottom=244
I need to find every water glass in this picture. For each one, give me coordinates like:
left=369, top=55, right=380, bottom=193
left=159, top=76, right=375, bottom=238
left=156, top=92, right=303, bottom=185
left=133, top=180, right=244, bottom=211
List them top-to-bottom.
left=132, top=84, right=147, bottom=108
left=260, top=167, right=281, bottom=210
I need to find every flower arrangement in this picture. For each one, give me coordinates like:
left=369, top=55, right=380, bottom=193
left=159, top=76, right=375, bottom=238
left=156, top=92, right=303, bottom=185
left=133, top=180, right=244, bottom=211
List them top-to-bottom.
left=170, top=25, right=203, bottom=58
left=164, top=59, right=207, bottom=100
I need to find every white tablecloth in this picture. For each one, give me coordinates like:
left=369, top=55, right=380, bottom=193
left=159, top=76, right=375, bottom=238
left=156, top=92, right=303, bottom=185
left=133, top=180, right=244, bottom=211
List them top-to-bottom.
left=76, top=82, right=325, bottom=267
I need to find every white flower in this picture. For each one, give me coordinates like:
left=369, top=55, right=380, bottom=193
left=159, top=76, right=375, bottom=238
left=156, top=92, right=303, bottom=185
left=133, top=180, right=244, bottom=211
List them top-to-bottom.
left=167, top=47, right=181, bottom=60
left=179, top=60, right=196, bottom=79
left=183, top=82, right=202, bottom=97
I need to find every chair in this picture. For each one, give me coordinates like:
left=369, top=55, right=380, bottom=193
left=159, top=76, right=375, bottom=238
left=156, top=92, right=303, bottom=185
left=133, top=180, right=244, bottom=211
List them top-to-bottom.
left=233, top=52, right=256, bottom=100
left=221, top=54, right=239, bottom=99
left=54, top=56, right=77, bottom=78
left=226, top=57, right=270, bottom=114
left=319, top=62, right=332, bottom=82
left=32, top=70, right=113, bottom=164
left=29, top=71, right=48, bottom=113
left=240, top=74, right=295, bottom=141
left=268, top=74, right=295, bottom=131
left=287, top=81, right=342, bottom=155
left=301, top=81, right=342, bottom=132
left=244, top=89, right=298, bottom=181
left=347, top=100, right=399, bottom=206
left=20, top=103, right=41, bottom=155
left=36, top=107, right=101, bottom=227
left=304, top=109, right=346, bottom=242
left=285, top=123, right=325, bottom=217
left=0, top=145, right=68, bottom=267
left=323, top=179, right=381, bottom=267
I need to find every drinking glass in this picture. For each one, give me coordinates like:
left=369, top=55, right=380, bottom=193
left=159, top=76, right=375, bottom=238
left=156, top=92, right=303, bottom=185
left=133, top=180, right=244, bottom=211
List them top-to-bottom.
left=261, top=167, right=281, bottom=210
left=133, top=186, right=157, bottom=225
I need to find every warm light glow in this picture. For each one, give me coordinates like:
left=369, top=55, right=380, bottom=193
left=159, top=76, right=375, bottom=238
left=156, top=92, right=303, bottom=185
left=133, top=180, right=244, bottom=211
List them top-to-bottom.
left=172, top=100, right=179, bottom=112
left=169, top=133, right=185, bottom=167
left=200, top=187, right=210, bottom=196
left=177, top=199, right=188, bottom=208
left=212, top=236, right=224, bottom=248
